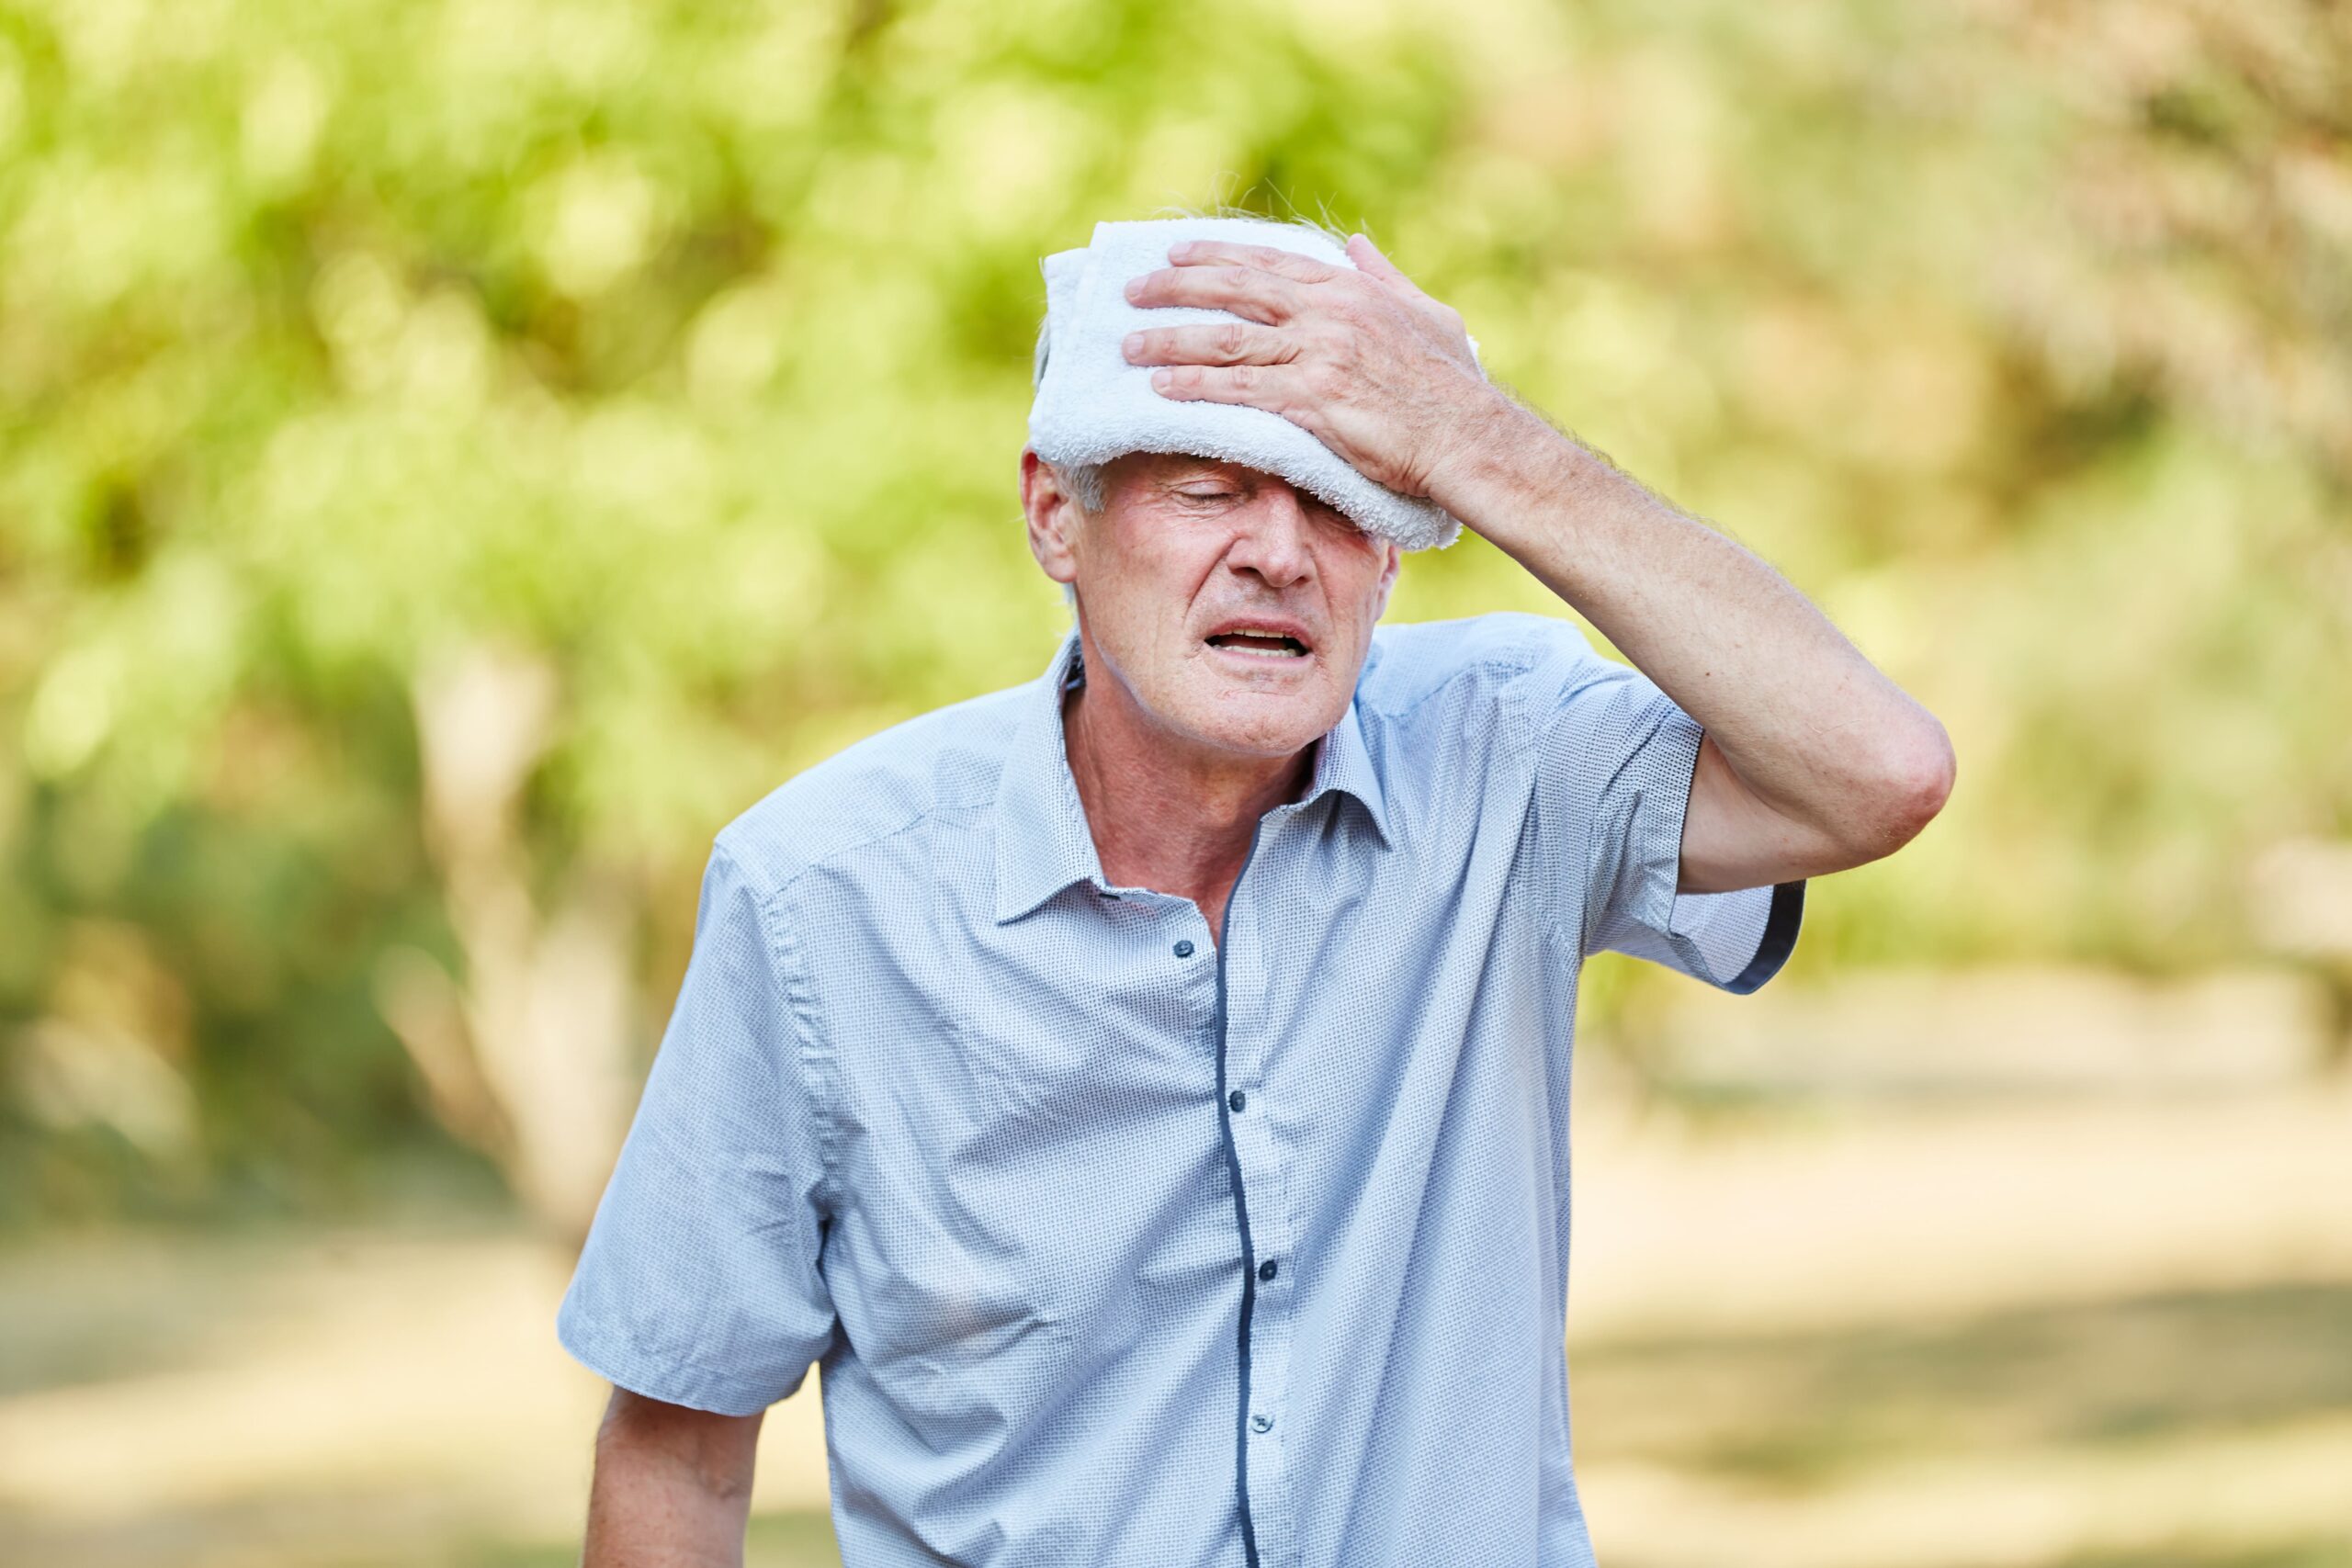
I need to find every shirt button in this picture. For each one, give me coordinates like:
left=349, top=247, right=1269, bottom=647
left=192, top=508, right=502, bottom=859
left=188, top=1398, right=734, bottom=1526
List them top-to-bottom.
left=1173, top=939, right=1195, bottom=958
left=1227, top=1089, right=1246, bottom=1113
left=1258, top=1258, right=1279, bottom=1282
left=1251, top=1413, right=1273, bottom=1434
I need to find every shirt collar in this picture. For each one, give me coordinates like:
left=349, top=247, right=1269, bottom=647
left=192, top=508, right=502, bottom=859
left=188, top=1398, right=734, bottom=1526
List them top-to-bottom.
left=992, top=627, right=1393, bottom=925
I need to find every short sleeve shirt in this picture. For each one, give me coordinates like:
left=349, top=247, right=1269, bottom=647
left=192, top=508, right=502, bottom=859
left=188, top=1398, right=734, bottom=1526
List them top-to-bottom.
left=556, top=611, right=1804, bottom=1567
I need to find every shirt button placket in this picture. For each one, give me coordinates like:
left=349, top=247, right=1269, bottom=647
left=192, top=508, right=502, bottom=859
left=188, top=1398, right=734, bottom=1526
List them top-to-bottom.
left=1227, top=824, right=1296, bottom=1568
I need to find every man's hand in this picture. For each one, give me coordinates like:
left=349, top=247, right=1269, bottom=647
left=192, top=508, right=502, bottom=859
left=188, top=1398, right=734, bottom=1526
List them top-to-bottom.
left=1121, top=235, right=1510, bottom=501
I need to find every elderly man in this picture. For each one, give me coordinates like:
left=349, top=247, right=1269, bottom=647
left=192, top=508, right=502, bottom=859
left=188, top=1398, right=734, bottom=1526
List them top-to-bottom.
left=558, top=216, right=1953, bottom=1566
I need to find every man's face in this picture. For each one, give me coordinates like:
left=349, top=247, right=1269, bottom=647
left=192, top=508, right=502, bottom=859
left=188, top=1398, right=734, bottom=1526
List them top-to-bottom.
left=1021, top=450, right=1403, bottom=760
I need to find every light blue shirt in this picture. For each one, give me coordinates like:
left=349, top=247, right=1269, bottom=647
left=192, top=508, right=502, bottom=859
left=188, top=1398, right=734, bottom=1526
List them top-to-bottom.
left=557, top=611, right=1804, bottom=1566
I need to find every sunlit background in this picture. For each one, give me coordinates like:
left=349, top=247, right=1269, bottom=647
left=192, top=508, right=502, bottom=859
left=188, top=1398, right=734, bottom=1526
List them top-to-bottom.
left=3, top=0, right=2348, bottom=1563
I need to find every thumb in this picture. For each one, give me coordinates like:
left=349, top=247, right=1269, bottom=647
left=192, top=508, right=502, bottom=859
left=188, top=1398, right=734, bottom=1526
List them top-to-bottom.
left=1347, top=232, right=1419, bottom=295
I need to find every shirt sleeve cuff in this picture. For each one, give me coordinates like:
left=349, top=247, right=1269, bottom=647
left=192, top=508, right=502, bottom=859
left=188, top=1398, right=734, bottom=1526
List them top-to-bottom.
left=1604, top=703, right=1806, bottom=994
left=1667, top=877, right=1806, bottom=995
left=556, top=1293, right=809, bottom=1417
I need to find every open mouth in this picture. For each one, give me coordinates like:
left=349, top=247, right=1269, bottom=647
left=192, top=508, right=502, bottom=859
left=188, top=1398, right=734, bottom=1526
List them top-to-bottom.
left=1204, top=629, right=1312, bottom=660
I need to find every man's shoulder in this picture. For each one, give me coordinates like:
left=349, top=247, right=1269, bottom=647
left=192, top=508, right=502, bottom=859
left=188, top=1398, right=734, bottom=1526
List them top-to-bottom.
left=1357, top=611, right=1606, bottom=719
left=714, top=674, right=1034, bottom=895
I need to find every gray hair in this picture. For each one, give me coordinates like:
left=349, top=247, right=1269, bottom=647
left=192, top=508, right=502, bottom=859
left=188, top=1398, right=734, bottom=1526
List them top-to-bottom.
left=1030, top=209, right=1356, bottom=614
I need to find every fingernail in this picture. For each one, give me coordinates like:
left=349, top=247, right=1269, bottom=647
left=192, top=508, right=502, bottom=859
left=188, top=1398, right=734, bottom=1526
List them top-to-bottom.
left=1170, top=241, right=1193, bottom=260
left=1124, top=276, right=1143, bottom=300
left=1122, top=333, right=1144, bottom=358
left=1150, top=368, right=1173, bottom=390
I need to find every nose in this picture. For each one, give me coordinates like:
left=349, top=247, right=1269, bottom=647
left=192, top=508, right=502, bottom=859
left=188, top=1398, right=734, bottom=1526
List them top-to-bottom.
left=1223, top=484, right=1315, bottom=590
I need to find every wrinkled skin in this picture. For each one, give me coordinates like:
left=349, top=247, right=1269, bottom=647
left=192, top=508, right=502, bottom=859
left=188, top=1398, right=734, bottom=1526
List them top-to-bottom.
left=1118, top=233, right=1494, bottom=501
left=1020, top=448, right=1401, bottom=768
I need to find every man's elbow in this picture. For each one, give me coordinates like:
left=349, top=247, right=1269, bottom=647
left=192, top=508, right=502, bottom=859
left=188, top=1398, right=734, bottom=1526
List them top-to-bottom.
left=1850, top=718, right=1956, bottom=862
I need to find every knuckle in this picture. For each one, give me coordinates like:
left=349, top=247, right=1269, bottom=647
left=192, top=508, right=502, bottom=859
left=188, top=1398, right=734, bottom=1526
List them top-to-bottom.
left=1216, top=321, right=1251, bottom=359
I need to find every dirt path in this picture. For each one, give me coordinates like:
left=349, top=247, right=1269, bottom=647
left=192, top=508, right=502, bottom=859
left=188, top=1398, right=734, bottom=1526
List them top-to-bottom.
left=4, top=1085, right=2346, bottom=1567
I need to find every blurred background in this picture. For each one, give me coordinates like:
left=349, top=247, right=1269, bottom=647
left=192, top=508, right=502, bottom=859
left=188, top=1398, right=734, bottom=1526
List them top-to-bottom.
left=2, top=0, right=2348, bottom=1562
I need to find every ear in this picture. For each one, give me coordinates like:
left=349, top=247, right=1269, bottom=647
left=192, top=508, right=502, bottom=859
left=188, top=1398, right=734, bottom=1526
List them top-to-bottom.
left=1021, top=449, right=1083, bottom=589
left=1371, top=539, right=1403, bottom=620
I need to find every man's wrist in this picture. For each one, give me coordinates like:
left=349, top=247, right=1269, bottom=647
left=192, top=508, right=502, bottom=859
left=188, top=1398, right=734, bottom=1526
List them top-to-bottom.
left=1422, top=393, right=1585, bottom=548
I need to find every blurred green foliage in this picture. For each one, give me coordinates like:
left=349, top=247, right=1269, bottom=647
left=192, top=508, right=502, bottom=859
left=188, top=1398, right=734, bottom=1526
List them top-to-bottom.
left=0, top=0, right=2346, bottom=1224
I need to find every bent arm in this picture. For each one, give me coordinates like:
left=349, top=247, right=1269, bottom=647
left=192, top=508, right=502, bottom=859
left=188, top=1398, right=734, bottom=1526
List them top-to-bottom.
left=1114, top=235, right=1951, bottom=894
left=1436, top=400, right=1956, bottom=895
left=583, top=1386, right=763, bottom=1568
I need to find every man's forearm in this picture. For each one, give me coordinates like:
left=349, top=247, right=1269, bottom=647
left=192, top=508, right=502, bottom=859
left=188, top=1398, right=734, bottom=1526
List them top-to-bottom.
left=1432, top=396, right=1953, bottom=863
left=583, top=1393, right=762, bottom=1568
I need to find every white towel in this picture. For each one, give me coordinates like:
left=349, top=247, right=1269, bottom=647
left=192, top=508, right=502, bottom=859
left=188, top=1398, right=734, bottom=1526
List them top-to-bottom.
left=1028, top=218, right=1471, bottom=552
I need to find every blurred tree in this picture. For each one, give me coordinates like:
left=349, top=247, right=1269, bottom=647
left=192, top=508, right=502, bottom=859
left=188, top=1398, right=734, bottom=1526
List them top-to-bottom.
left=0, top=0, right=2344, bottom=1227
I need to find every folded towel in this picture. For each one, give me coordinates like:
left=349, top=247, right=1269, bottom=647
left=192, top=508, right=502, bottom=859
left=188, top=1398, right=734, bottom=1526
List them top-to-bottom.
left=1028, top=218, right=1470, bottom=552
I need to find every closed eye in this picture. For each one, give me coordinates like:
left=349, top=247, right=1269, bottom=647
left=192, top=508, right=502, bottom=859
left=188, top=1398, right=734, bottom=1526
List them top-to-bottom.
left=1310, top=502, right=1369, bottom=539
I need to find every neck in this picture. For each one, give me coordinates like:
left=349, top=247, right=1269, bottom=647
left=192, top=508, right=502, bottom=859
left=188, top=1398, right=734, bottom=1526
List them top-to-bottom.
left=1061, top=634, right=1316, bottom=942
